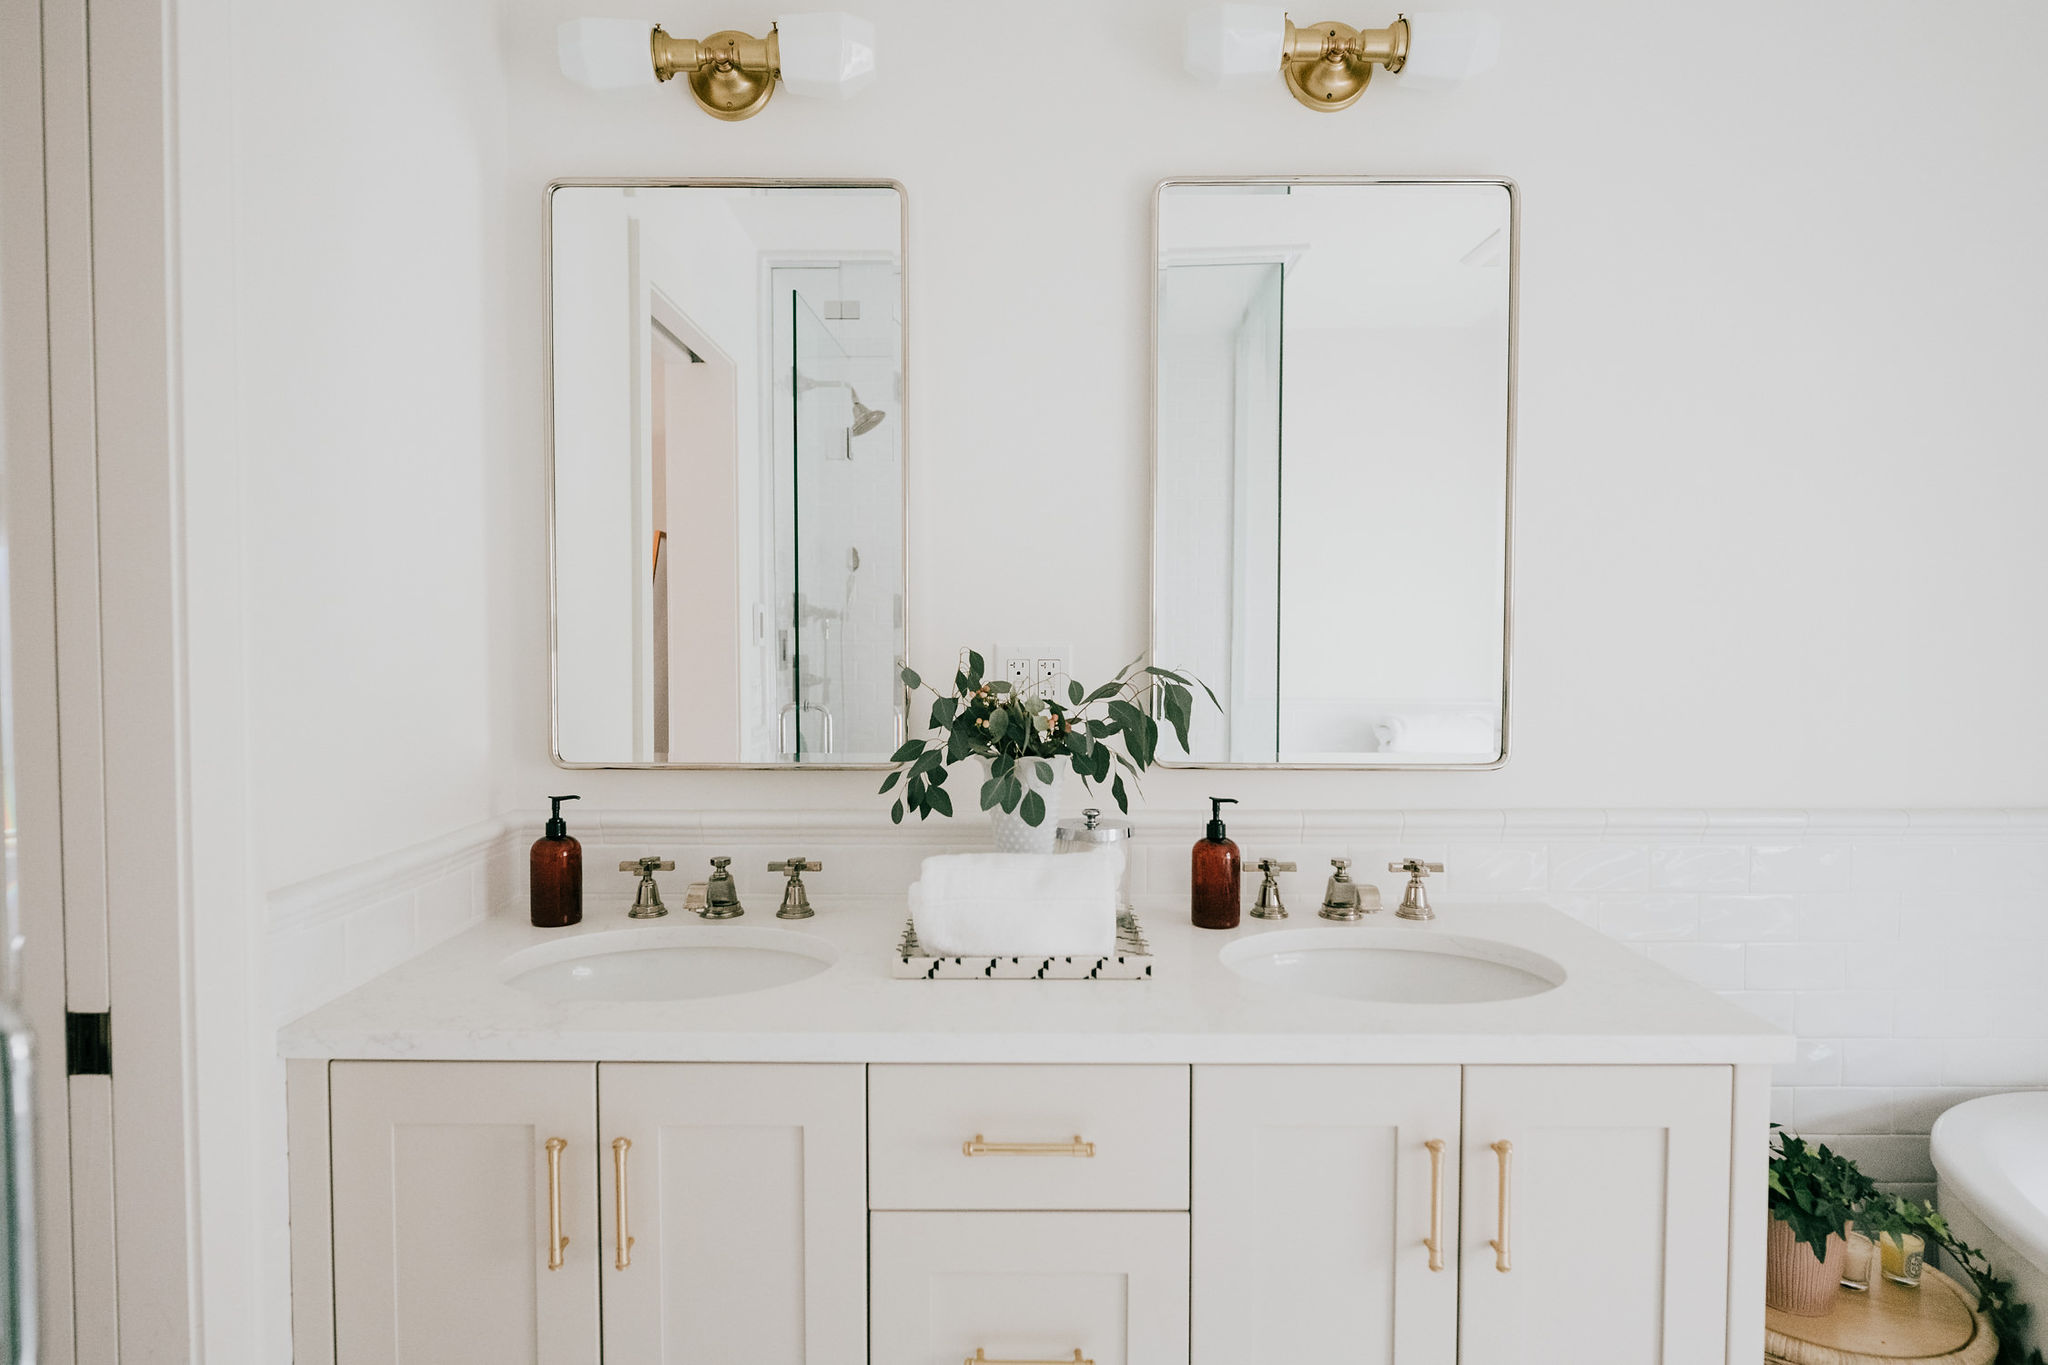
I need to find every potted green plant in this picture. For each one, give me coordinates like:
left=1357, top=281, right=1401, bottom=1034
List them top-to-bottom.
left=878, top=650, right=1218, bottom=853
left=1767, top=1128, right=1878, bottom=1316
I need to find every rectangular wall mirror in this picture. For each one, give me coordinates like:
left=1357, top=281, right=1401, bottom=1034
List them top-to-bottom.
left=1152, top=178, right=1514, bottom=768
left=549, top=181, right=905, bottom=767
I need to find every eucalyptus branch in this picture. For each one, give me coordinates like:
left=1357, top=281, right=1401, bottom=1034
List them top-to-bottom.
left=876, top=648, right=1220, bottom=827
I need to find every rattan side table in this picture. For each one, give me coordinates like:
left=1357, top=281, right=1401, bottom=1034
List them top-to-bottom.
left=1766, top=1265, right=1996, bottom=1365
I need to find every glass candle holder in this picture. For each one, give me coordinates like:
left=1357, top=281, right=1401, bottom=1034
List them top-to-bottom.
left=1840, top=1230, right=1875, bottom=1291
left=1880, top=1231, right=1925, bottom=1287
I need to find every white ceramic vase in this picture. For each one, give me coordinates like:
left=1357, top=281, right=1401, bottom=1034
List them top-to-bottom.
left=985, top=756, right=1060, bottom=855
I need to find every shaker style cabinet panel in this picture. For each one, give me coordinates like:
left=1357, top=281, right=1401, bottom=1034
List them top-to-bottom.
left=329, top=1061, right=600, bottom=1365
left=596, top=1062, right=865, bottom=1365
left=1190, top=1065, right=1462, bottom=1365
left=1458, top=1065, right=1734, bottom=1365
left=871, top=1212, right=1190, bottom=1365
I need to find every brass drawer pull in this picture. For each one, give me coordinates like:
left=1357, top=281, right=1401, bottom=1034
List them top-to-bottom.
left=961, top=1134, right=1095, bottom=1158
left=611, top=1136, right=635, bottom=1270
left=544, top=1137, right=570, bottom=1271
left=1424, top=1138, right=1446, bottom=1272
left=1490, top=1139, right=1513, bottom=1273
left=967, top=1352, right=1091, bottom=1365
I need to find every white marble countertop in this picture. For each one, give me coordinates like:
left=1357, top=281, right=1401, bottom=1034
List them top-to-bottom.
left=279, top=896, right=1794, bottom=1066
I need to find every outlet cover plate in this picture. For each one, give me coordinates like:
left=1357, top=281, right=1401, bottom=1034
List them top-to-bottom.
left=994, top=643, right=1071, bottom=692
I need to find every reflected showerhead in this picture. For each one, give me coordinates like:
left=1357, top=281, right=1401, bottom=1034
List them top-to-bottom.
left=797, top=375, right=888, bottom=437
left=849, top=396, right=886, bottom=437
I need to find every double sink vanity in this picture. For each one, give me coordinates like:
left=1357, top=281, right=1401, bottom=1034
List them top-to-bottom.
left=274, top=172, right=1785, bottom=1362
left=282, top=894, right=1791, bottom=1365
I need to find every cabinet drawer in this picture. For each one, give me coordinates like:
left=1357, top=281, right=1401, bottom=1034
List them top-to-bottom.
left=869, top=1065, right=1188, bottom=1210
left=872, top=1212, right=1189, bottom=1365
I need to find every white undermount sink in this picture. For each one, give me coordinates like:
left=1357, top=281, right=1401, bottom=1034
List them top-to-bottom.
left=502, top=926, right=838, bottom=1002
left=1221, top=927, right=1566, bottom=1004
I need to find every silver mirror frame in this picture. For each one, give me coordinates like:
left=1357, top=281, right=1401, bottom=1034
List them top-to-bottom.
left=1148, top=175, right=1517, bottom=771
left=544, top=178, right=911, bottom=770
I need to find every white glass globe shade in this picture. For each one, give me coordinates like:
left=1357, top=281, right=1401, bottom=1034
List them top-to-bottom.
left=1185, top=5, right=1287, bottom=83
left=775, top=11, right=877, bottom=99
left=1393, top=11, right=1502, bottom=91
left=558, top=18, right=660, bottom=90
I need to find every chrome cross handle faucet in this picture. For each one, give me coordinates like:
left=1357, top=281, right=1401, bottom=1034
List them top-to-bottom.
left=619, top=857, right=675, bottom=919
left=701, top=857, right=745, bottom=919
left=768, top=857, right=822, bottom=920
left=1250, top=859, right=1295, bottom=920
left=1389, top=859, right=1444, bottom=921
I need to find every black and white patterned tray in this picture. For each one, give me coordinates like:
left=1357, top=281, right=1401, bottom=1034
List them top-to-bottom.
left=892, top=912, right=1153, bottom=980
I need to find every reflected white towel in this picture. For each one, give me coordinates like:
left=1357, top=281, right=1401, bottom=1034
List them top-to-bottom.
left=1374, top=711, right=1498, bottom=755
left=908, top=849, right=1122, bottom=957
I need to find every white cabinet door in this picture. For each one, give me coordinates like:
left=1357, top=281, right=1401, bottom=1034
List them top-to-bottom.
left=330, top=1061, right=599, bottom=1365
left=598, top=1062, right=865, bottom=1365
left=1191, top=1065, right=1461, bottom=1365
left=1459, top=1066, right=1734, bottom=1365
left=872, top=1212, right=1189, bottom=1365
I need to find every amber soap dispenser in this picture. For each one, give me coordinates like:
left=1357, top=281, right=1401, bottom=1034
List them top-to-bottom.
left=530, top=794, right=583, bottom=928
left=1192, top=796, right=1241, bottom=930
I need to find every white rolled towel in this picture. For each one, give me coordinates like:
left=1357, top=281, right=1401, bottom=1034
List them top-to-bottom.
left=1374, top=711, right=1498, bottom=755
left=909, top=848, right=1123, bottom=957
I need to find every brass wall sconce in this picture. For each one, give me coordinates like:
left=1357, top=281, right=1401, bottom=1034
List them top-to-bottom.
left=1185, top=6, right=1498, bottom=111
left=558, top=13, right=876, bottom=120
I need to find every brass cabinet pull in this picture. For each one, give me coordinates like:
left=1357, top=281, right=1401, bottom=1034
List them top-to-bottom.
left=961, top=1134, right=1095, bottom=1158
left=611, top=1136, right=636, bottom=1270
left=544, top=1137, right=570, bottom=1271
left=1424, top=1139, right=1446, bottom=1272
left=1489, top=1139, right=1513, bottom=1273
left=966, top=1352, right=1091, bottom=1365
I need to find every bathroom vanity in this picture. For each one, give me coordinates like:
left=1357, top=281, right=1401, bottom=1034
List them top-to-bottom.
left=281, top=901, right=1790, bottom=1365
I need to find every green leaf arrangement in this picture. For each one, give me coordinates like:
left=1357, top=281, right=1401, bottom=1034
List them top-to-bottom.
left=877, top=649, right=1220, bottom=827
left=1770, top=1125, right=2045, bottom=1364
left=1769, top=1128, right=1879, bottom=1259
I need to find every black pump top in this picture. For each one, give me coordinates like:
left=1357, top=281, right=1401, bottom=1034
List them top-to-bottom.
left=545, top=794, right=581, bottom=839
left=1206, top=796, right=1239, bottom=842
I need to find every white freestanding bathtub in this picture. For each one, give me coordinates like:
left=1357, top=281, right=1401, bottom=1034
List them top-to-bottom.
left=1933, top=1091, right=2048, bottom=1356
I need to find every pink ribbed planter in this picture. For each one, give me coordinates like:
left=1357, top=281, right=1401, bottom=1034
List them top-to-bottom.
left=1766, top=1217, right=1846, bottom=1317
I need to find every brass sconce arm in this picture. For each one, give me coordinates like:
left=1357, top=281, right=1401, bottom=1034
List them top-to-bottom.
left=1185, top=7, right=1495, bottom=110
left=560, top=13, right=874, bottom=120
left=1281, top=15, right=1411, bottom=110
left=1283, top=16, right=1409, bottom=71
left=652, top=25, right=784, bottom=121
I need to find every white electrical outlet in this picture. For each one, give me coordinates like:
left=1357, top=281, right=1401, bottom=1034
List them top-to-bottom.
left=994, top=643, right=1072, bottom=691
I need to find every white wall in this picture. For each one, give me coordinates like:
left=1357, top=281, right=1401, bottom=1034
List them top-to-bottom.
left=235, top=0, right=505, bottom=885
left=496, top=0, right=2048, bottom=814
left=214, top=2, right=511, bottom=1356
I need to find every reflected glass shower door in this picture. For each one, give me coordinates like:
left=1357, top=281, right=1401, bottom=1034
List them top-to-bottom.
left=774, top=276, right=903, bottom=762
left=778, top=294, right=868, bottom=765
left=784, top=294, right=849, bottom=759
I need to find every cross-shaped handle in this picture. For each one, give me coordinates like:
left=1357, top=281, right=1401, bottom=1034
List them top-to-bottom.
left=620, top=857, right=675, bottom=874
left=768, top=857, right=822, bottom=874
left=1257, top=859, right=1297, bottom=874
left=1389, top=859, right=1444, bottom=876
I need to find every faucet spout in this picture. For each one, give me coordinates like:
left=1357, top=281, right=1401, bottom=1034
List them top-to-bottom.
left=701, top=857, right=745, bottom=919
left=1319, top=858, right=1380, bottom=920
